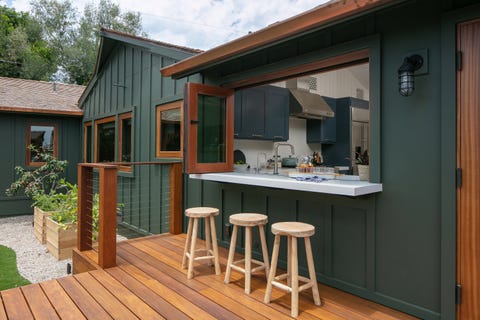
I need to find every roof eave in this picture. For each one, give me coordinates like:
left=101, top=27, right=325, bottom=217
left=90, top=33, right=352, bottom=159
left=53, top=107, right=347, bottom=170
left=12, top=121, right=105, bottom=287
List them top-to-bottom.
left=160, top=0, right=397, bottom=79
left=0, top=106, right=84, bottom=117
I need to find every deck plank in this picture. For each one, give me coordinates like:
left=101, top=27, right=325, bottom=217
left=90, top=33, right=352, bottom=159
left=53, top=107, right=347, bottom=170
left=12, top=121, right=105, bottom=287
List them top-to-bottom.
left=0, top=233, right=419, bottom=320
left=140, top=235, right=329, bottom=320
left=118, top=246, right=231, bottom=320
left=106, top=267, right=191, bottom=320
left=89, top=269, right=165, bottom=320
left=74, top=272, right=139, bottom=320
left=57, top=276, right=113, bottom=319
left=40, top=280, right=87, bottom=320
left=21, top=283, right=60, bottom=320
left=0, top=287, right=34, bottom=320
left=0, top=296, right=7, bottom=320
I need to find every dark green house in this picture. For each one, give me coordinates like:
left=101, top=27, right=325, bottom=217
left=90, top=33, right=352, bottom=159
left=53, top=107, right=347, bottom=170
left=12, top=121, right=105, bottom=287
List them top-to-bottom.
left=158, top=0, right=480, bottom=319
left=78, top=29, right=200, bottom=235
left=0, top=77, right=84, bottom=217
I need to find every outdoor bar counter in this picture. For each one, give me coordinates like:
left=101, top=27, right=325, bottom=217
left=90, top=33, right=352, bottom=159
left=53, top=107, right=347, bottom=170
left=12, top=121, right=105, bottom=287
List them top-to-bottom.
left=189, top=172, right=382, bottom=196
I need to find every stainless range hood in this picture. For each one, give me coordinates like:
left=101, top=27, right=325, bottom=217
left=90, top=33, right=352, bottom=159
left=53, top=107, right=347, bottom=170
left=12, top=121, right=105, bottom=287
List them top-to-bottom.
left=286, top=78, right=335, bottom=120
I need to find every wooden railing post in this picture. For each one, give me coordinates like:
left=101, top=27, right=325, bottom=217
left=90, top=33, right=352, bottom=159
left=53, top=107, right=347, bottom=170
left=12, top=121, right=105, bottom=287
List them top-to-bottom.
left=169, top=162, right=183, bottom=234
left=78, top=164, right=93, bottom=251
left=98, top=165, right=117, bottom=268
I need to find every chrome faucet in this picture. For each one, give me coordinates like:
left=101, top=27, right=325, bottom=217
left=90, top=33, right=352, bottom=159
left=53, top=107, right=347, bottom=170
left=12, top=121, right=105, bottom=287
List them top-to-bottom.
left=273, top=143, right=295, bottom=175
left=256, top=152, right=267, bottom=174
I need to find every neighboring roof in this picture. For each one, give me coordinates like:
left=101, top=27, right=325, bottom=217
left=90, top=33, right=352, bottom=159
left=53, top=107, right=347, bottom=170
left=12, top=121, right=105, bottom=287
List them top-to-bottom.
left=161, top=0, right=398, bottom=79
left=78, top=28, right=202, bottom=106
left=0, top=77, right=84, bottom=116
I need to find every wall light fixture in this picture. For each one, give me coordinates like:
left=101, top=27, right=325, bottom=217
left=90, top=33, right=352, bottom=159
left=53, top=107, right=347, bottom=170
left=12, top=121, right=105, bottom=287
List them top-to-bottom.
left=398, top=54, right=424, bottom=96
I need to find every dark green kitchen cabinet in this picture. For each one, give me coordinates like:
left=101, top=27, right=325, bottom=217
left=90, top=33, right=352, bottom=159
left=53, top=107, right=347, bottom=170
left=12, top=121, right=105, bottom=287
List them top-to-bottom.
left=234, top=85, right=289, bottom=141
left=306, top=96, right=337, bottom=144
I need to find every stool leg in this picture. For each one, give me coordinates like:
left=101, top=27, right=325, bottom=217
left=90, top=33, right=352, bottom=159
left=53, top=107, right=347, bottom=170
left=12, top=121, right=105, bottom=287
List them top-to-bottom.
left=209, top=215, right=221, bottom=275
left=205, top=216, right=212, bottom=266
left=182, top=217, right=193, bottom=269
left=187, top=218, right=199, bottom=279
left=224, top=224, right=238, bottom=284
left=258, top=224, right=270, bottom=278
left=245, top=226, right=252, bottom=294
left=264, top=234, right=280, bottom=304
left=287, top=235, right=292, bottom=287
left=291, top=236, right=299, bottom=318
left=305, top=237, right=321, bottom=306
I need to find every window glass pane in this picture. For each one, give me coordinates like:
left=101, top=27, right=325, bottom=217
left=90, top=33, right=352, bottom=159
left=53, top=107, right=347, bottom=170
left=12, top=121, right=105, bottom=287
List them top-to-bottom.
left=197, top=94, right=226, bottom=163
left=160, top=108, right=181, bottom=151
left=121, top=118, right=132, bottom=162
left=98, top=121, right=115, bottom=162
left=29, top=125, right=55, bottom=162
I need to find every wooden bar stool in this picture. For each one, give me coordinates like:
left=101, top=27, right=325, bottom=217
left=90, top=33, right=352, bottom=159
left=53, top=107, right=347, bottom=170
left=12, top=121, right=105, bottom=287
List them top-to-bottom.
left=182, top=207, right=221, bottom=279
left=224, top=213, right=270, bottom=294
left=264, top=222, right=321, bottom=318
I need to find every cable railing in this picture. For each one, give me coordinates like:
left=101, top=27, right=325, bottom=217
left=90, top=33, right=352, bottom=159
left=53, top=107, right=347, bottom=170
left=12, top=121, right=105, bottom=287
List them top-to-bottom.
left=77, top=162, right=183, bottom=269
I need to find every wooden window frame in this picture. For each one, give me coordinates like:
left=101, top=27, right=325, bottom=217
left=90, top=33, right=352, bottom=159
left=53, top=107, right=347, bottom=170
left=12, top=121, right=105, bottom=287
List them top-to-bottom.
left=185, top=83, right=234, bottom=173
left=156, top=101, right=183, bottom=158
left=118, top=112, right=133, bottom=172
left=94, top=116, right=116, bottom=163
left=83, top=121, right=92, bottom=163
left=26, top=123, right=58, bottom=167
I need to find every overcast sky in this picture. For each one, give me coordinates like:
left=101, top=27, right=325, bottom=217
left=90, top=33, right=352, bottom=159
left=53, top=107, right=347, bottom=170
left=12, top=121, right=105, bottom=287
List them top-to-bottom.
left=3, top=0, right=329, bottom=50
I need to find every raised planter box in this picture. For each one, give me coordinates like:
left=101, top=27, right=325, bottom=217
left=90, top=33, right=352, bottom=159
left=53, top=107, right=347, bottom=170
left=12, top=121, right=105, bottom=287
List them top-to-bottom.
left=33, top=207, right=53, bottom=244
left=45, top=217, right=77, bottom=260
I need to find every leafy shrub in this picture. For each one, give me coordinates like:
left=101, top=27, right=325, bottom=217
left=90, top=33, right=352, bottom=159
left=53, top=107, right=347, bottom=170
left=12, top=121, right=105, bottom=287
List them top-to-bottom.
left=5, top=145, right=68, bottom=199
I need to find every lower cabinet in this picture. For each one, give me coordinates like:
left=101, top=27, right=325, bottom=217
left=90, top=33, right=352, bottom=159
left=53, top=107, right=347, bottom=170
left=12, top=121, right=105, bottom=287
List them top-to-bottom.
left=234, top=85, right=289, bottom=141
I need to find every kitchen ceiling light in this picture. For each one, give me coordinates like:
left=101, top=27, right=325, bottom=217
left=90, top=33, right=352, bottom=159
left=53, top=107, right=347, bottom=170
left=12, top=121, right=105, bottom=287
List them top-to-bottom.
left=398, top=54, right=424, bottom=97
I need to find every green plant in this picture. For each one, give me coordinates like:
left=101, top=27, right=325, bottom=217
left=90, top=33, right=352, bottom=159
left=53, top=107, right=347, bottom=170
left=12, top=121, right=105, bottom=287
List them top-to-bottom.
left=5, top=145, right=68, bottom=199
left=355, top=149, right=369, bottom=165
left=49, top=182, right=78, bottom=225
left=31, top=190, right=64, bottom=212
left=0, top=245, right=30, bottom=290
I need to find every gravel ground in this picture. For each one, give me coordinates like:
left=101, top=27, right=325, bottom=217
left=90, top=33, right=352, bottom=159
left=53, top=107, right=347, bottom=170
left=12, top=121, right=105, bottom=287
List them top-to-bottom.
left=0, top=215, right=71, bottom=283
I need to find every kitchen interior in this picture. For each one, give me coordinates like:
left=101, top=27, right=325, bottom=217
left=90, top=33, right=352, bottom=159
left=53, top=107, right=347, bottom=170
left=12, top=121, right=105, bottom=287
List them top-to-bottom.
left=232, top=62, right=370, bottom=181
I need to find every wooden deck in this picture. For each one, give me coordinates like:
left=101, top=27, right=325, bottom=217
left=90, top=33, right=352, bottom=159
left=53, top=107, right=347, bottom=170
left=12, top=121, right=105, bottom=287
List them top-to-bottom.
left=0, top=234, right=418, bottom=319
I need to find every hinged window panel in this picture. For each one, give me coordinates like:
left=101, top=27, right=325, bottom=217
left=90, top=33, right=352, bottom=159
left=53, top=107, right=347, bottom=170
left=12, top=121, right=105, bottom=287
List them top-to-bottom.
left=185, top=83, right=234, bottom=173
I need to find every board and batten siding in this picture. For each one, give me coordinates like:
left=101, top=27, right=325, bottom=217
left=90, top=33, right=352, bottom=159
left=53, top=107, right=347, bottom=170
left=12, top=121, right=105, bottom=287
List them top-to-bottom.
left=81, top=41, right=198, bottom=235
left=0, top=114, right=81, bottom=217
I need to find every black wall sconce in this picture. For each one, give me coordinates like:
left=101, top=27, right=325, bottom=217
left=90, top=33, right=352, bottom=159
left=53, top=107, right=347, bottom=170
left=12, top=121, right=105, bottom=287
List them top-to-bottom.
left=398, top=54, right=424, bottom=96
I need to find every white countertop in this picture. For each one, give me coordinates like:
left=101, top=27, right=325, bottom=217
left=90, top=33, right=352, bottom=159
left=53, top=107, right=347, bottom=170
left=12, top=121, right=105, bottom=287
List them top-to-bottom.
left=189, top=172, right=382, bottom=197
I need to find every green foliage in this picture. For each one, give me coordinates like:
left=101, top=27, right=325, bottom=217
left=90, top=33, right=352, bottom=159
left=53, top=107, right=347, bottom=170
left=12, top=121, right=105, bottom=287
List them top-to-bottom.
left=1, top=1, right=146, bottom=84
left=0, top=5, right=55, bottom=80
left=5, top=145, right=68, bottom=199
left=49, top=181, right=78, bottom=224
left=0, top=245, right=31, bottom=290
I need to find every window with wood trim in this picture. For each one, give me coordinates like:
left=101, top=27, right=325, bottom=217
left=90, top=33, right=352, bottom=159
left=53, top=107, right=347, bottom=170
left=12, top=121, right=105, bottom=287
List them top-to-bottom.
left=184, top=83, right=234, bottom=173
left=156, top=101, right=183, bottom=158
left=118, top=112, right=133, bottom=171
left=95, top=116, right=116, bottom=163
left=83, top=121, right=92, bottom=162
left=26, top=124, right=58, bottom=166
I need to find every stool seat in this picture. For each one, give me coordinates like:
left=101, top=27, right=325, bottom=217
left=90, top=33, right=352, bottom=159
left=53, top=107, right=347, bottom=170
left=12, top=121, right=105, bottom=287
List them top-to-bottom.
left=182, top=207, right=221, bottom=279
left=185, top=207, right=219, bottom=218
left=224, top=213, right=269, bottom=294
left=229, top=213, right=268, bottom=226
left=265, top=221, right=321, bottom=317
left=271, top=222, right=315, bottom=237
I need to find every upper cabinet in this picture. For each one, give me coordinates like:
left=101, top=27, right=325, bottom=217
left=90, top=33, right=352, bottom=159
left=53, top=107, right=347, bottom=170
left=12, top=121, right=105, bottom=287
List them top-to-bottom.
left=234, top=85, right=289, bottom=141
left=306, top=96, right=337, bottom=144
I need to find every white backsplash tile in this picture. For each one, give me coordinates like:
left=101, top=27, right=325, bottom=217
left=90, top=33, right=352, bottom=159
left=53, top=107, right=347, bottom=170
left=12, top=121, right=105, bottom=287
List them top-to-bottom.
left=234, top=117, right=321, bottom=169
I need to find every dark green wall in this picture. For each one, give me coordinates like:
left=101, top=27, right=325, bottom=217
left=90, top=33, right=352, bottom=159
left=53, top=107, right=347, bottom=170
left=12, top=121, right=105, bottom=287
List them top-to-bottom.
left=185, top=1, right=480, bottom=319
left=81, top=39, right=200, bottom=234
left=0, top=113, right=81, bottom=217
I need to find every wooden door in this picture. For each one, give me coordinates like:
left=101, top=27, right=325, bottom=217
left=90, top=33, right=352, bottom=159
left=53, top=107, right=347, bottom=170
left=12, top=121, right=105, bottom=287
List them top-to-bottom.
left=457, top=19, right=480, bottom=319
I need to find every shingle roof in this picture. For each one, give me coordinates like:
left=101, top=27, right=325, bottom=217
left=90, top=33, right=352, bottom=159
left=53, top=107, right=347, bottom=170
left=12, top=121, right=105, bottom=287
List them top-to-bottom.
left=0, top=77, right=85, bottom=116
